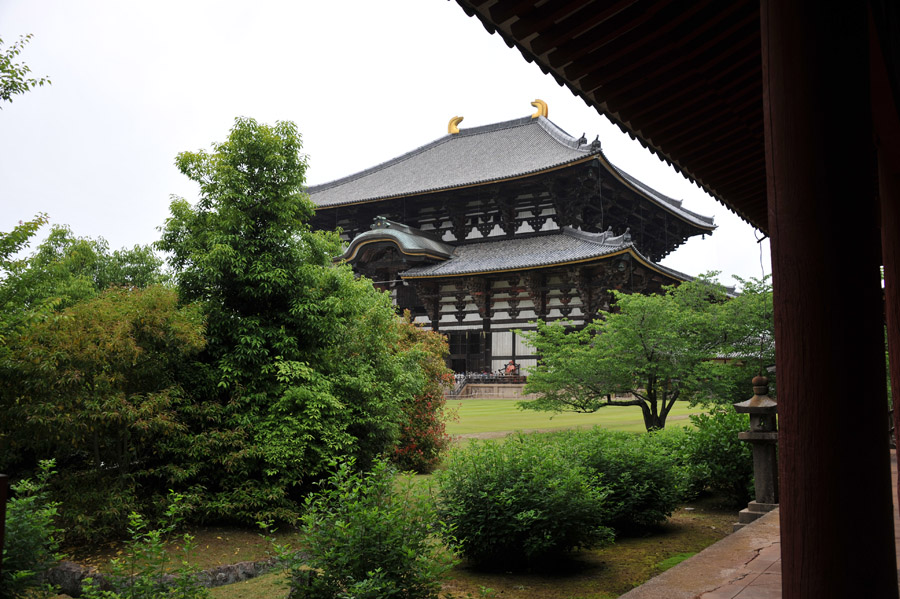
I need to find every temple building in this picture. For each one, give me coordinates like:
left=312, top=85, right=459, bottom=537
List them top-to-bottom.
left=307, top=101, right=715, bottom=375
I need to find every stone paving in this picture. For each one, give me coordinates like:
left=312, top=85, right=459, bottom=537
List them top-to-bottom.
left=618, top=451, right=900, bottom=599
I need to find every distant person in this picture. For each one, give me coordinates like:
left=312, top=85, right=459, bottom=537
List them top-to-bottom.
left=505, top=360, right=517, bottom=375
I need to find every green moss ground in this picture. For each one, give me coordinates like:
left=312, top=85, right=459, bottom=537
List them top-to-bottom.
left=441, top=496, right=735, bottom=599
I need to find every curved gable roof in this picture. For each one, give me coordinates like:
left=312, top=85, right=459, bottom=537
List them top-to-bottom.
left=340, top=219, right=455, bottom=263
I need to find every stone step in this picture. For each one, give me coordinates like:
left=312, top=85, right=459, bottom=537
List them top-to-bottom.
left=745, top=500, right=778, bottom=514
left=733, top=501, right=779, bottom=531
left=739, top=508, right=764, bottom=524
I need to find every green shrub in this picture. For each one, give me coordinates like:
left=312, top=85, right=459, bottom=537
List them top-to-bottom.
left=390, top=316, right=453, bottom=474
left=684, top=408, right=753, bottom=505
left=640, top=426, right=694, bottom=500
left=558, top=428, right=684, bottom=533
left=436, top=435, right=614, bottom=569
left=287, top=458, right=454, bottom=599
left=1, top=460, right=61, bottom=599
left=51, top=472, right=146, bottom=544
left=81, top=493, right=209, bottom=599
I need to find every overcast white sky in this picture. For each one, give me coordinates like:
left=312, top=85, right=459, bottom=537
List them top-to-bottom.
left=0, top=1, right=770, bottom=286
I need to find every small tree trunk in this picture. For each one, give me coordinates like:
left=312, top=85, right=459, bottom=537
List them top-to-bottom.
left=642, top=385, right=665, bottom=431
left=642, top=411, right=666, bottom=431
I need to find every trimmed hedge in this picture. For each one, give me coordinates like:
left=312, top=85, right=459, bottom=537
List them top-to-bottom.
left=435, top=407, right=754, bottom=570
left=684, top=408, right=754, bottom=506
left=553, top=428, right=685, bottom=533
left=436, top=435, right=614, bottom=568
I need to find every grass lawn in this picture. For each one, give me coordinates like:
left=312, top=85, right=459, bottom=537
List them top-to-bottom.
left=446, top=399, right=705, bottom=436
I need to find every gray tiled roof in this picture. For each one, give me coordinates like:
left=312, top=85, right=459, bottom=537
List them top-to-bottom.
left=307, top=115, right=715, bottom=230
left=307, top=116, right=599, bottom=207
left=400, top=227, right=691, bottom=280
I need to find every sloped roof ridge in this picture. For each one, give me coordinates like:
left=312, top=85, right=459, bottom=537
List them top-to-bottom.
left=456, top=114, right=591, bottom=151
left=306, top=115, right=593, bottom=194
left=533, top=115, right=588, bottom=150
left=307, top=135, right=455, bottom=194
left=605, top=157, right=716, bottom=227
left=561, top=226, right=694, bottom=281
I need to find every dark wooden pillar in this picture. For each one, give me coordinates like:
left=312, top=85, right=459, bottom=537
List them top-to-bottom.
left=761, top=2, right=897, bottom=597
left=870, top=5, right=900, bottom=514
left=883, top=160, right=900, bottom=494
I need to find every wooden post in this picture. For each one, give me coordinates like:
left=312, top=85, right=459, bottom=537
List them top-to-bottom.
left=761, top=1, right=898, bottom=597
left=869, top=6, right=900, bottom=508
left=883, top=162, right=900, bottom=504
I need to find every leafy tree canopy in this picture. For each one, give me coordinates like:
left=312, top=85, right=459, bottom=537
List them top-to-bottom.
left=0, top=34, right=50, bottom=107
left=156, top=118, right=433, bottom=522
left=0, top=213, right=48, bottom=269
left=0, top=222, right=166, bottom=335
left=520, top=275, right=773, bottom=431
left=0, top=286, right=205, bottom=541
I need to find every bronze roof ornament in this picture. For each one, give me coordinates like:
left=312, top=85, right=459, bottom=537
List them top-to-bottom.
left=530, top=99, right=548, bottom=119
left=448, top=116, right=464, bottom=135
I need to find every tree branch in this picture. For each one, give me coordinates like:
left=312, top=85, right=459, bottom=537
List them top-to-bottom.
left=606, top=396, right=646, bottom=407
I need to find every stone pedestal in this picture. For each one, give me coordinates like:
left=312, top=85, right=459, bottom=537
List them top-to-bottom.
left=732, top=376, right=778, bottom=532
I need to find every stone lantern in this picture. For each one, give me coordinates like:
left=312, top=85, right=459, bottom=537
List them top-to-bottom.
left=732, top=375, right=778, bottom=531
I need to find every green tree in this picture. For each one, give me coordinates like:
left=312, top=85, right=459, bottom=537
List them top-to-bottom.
left=0, top=34, right=50, bottom=107
left=156, top=117, right=426, bottom=523
left=0, top=214, right=49, bottom=342
left=0, top=214, right=48, bottom=271
left=0, top=223, right=168, bottom=359
left=693, top=275, right=774, bottom=404
left=520, top=276, right=764, bottom=431
left=0, top=286, right=205, bottom=540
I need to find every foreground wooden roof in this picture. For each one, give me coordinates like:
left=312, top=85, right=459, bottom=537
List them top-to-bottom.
left=454, top=0, right=767, bottom=232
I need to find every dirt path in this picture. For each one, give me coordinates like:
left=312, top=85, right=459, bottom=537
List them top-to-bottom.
left=455, top=413, right=693, bottom=440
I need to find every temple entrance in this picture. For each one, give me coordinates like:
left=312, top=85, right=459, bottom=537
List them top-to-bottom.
left=448, top=330, right=487, bottom=374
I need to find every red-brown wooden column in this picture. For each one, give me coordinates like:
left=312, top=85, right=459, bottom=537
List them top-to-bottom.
left=761, top=2, right=897, bottom=597
left=870, top=9, right=900, bottom=513
left=883, top=160, right=900, bottom=501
